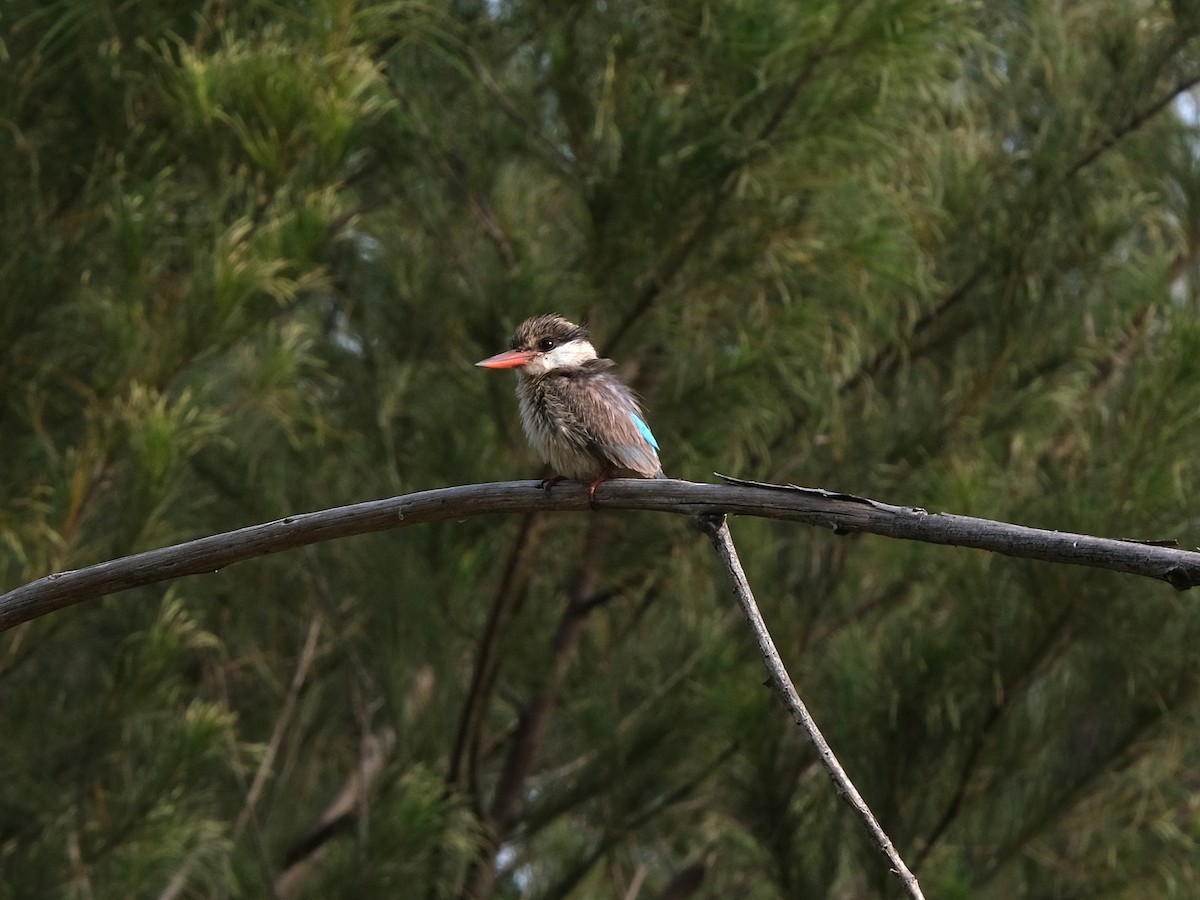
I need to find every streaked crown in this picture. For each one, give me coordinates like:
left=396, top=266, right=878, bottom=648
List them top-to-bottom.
left=510, top=314, right=590, bottom=353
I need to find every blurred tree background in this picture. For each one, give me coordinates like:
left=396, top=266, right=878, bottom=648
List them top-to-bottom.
left=4, top=0, right=1200, bottom=897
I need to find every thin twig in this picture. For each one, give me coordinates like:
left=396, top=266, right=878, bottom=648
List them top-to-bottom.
left=696, top=514, right=925, bottom=900
left=158, top=615, right=322, bottom=900
left=236, top=615, right=324, bottom=839
left=273, top=729, right=395, bottom=899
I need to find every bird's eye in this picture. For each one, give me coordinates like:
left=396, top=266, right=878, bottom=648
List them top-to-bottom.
left=537, top=338, right=556, bottom=352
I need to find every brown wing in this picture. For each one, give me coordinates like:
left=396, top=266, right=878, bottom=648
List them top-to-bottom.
left=551, top=370, right=663, bottom=478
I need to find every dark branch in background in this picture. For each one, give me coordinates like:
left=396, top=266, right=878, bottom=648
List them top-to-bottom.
left=602, top=0, right=862, bottom=356
left=463, top=47, right=580, bottom=179
left=806, top=64, right=1200, bottom=447
left=1057, top=71, right=1200, bottom=189
left=385, top=81, right=520, bottom=273
left=838, top=267, right=988, bottom=402
left=3, top=476, right=1199, bottom=633
left=445, top=514, right=546, bottom=793
left=697, top=514, right=926, bottom=900
left=461, top=518, right=613, bottom=899
left=913, top=602, right=1075, bottom=872
left=273, top=729, right=395, bottom=899
left=540, top=745, right=737, bottom=900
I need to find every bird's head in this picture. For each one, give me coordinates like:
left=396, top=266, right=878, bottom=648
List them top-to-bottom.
left=475, top=314, right=597, bottom=375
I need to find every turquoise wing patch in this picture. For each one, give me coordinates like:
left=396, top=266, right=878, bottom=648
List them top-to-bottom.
left=631, top=413, right=659, bottom=451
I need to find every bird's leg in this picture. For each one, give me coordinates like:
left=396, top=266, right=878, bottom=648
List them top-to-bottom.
left=586, top=470, right=613, bottom=509
left=540, top=474, right=566, bottom=493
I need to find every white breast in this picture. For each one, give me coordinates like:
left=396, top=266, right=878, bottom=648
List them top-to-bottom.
left=516, top=381, right=600, bottom=479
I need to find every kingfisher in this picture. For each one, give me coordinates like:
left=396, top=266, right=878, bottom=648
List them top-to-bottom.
left=476, top=314, right=665, bottom=503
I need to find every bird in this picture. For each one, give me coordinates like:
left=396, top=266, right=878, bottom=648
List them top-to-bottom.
left=476, top=314, right=665, bottom=504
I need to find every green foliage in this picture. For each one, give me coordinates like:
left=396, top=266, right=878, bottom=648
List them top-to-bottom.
left=4, top=0, right=1200, bottom=897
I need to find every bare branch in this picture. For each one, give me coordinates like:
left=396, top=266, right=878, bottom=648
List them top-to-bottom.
left=3, top=477, right=1198, bottom=632
left=697, top=514, right=925, bottom=900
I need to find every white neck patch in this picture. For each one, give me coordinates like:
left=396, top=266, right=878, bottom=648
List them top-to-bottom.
left=524, top=339, right=598, bottom=374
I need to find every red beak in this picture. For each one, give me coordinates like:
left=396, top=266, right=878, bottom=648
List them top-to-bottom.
left=475, top=349, right=536, bottom=369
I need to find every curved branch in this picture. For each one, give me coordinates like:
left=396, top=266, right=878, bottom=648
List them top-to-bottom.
left=3, top=476, right=1198, bottom=632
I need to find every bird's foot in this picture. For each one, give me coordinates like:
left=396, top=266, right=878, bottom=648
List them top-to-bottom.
left=586, top=471, right=613, bottom=509
left=539, top=475, right=566, bottom=493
